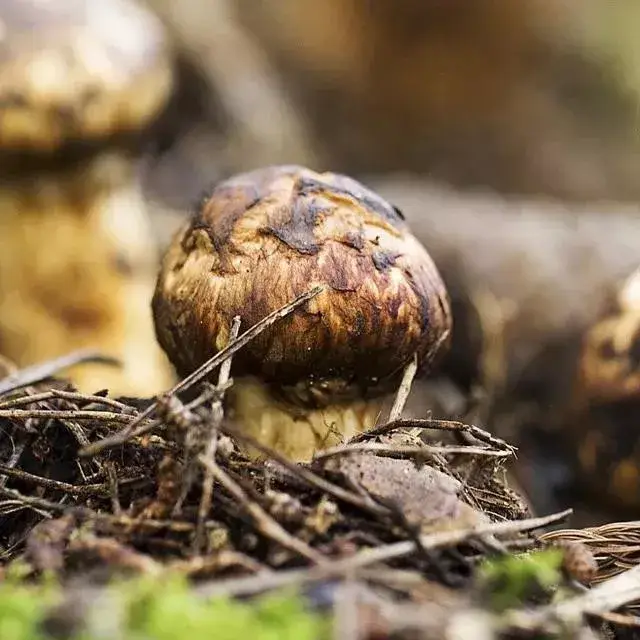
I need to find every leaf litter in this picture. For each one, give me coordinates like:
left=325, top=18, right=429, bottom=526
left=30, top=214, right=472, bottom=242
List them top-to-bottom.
left=1, top=289, right=639, bottom=638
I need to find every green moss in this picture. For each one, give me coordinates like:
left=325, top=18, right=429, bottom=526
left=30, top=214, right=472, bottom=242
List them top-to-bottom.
left=477, top=549, right=564, bottom=613
left=0, top=571, right=331, bottom=640
left=0, top=576, right=58, bottom=640
left=110, top=576, right=330, bottom=640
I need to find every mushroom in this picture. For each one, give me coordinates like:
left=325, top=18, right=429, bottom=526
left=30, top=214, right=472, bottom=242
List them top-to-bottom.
left=0, top=0, right=175, bottom=395
left=152, top=165, right=452, bottom=461
left=566, top=266, right=640, bottom=510
left=574, top=267, right=640, bottom=408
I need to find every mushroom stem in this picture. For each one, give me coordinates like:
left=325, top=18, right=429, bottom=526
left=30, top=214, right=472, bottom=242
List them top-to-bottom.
left=0, top=152, right=172, bottom=395
left=228, top=377, right=384, bottom=462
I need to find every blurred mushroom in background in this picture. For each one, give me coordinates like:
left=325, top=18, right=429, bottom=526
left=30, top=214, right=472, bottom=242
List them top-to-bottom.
left=0, top=0, right=176, bottom=396
left=561, top=267, right=640, bottom=514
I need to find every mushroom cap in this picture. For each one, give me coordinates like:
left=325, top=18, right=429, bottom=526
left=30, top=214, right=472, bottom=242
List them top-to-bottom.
left=0, top=0, right=173, bottom=153
left=152, top=165, right=452, bottom=406
left=570, top=266, right=640, bottom=508
left=576, top=266, right=640, bottom=405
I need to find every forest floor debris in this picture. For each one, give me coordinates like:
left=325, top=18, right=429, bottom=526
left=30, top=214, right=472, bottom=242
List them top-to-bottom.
left=1, top=294, right=640, bottom=639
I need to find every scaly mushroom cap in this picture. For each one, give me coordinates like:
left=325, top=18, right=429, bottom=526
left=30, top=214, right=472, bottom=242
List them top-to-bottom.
left=0, top=0, right=172, bottom=153
left=152, top=165, right=452, bottom=407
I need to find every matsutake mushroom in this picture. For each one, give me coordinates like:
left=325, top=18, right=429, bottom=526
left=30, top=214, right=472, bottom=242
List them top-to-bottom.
left=0, top=0, right=175, bottom=395
left=152, top=165, right=452, bottom=461
left=567, top=266, right=640, bottom=510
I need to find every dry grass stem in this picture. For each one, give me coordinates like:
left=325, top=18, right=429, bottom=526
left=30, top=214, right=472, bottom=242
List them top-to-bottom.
left=194, top=315, right=241, bottom=551
left=0, top=350, right=121, bottom=397
left=387, top=353, right=418, bottom=422
left=0, top=390, right=133, bottom=412
left=0, top=409, right=134, bottom=424
left=353, top=417, right=515, bottom=453
left=314, top=442, right=513, bottom=462
left=541, top=521, right=640, bottom=582
left=507, top=564, right=640, bottom=632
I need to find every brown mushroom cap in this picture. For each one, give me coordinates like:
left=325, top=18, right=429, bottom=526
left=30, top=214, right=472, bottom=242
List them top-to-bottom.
left=0, top=0, right=172, bottom=153
left=153, top=165, right=452, bottom=407
left=568, top=266, right=640, bottom=509
left=576, top=267, right=640, bottom=405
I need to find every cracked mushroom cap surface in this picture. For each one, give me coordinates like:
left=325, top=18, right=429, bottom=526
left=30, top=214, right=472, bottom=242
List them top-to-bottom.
left=0, top=0, right=173, bottom=153
left=152, top=165, right=452, bottom=406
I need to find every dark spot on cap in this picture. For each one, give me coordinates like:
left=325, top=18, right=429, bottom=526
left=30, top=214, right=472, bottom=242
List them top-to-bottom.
left=296, top=174, right=405, bottom=229
left=194, top=184, right=260, bottom=251
left=263, top=197, right=328, bottom=255
left=392, top=205, right=406, bottom=221
left=341, top=230, right=365, bottom=250
left=372, top=250, right=399, bottom=272
left=327, top=266, right=356, bottom=292
left=406, top=272, right=432, bottom=335
left=387, top=296, right=401, bottom=320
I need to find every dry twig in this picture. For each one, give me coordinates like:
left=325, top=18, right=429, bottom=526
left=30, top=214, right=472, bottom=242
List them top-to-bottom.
left=80, top=286, right=323, bottom=457
left=194, top=315, right=241, bottom=551
left=0, top=350, right=121, bottom=397
left=387, top=353, right=418, bottom=423
left=352, top=417, right=515, bottom=453
left=218, top=423, right=389, bottom=517
left=314, top=442, right=513, bottom=462
left=198, top=455, right=326, bottom=564
left=106, top=462, right=122, bottom=516
left=0, top=464, right=148, bottom=497
left=0, top=486, right=66, bottom=513
left=198, top=509, right=572, bottom=599
left=506, top=564, right=640, bottom=633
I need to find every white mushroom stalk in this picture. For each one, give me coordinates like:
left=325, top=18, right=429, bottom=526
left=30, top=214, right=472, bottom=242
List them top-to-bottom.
left=227, top=376, right=387, bottom=461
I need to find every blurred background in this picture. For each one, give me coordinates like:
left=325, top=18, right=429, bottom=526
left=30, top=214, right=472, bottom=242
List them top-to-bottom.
left=4, top=0, right=640, bottom=523
left=137, top=0, right=640, bottom=524
left=143, top=0, right=640, bottom=204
